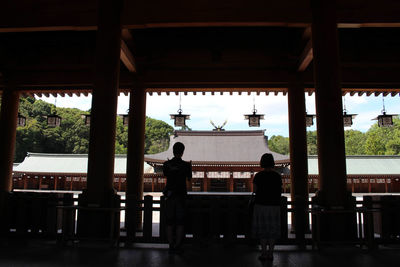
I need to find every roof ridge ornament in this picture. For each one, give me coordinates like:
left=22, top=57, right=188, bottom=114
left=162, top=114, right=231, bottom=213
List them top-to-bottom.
left=210, top=120, right=227, bottom=131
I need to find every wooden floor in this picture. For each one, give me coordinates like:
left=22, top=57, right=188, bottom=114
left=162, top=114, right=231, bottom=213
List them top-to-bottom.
left=1, top=240, right=399, bottom=267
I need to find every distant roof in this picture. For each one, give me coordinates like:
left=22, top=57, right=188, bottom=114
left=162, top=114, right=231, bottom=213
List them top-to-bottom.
left=144, top=130, right=289, bottom=165
left=13, top=153, right=154, bottom=175
left=308, top=155, right=400, bottom=175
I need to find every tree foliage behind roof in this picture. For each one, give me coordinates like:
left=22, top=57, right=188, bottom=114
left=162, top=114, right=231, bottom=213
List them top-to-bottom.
left=14, top=97, right=174, bottom=162
left=267, top=117, right=400, bottom=156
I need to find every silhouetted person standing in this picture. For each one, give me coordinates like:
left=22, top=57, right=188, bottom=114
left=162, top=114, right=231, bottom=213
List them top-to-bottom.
left=163, top=142, right=192, bottom=254
left=252, top=153, right=282, bottom=261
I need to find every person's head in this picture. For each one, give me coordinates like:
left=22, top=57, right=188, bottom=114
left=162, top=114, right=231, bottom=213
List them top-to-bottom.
left=173, top=142, right=185, bottom=158
left=260, top=153, right=275, bottom=168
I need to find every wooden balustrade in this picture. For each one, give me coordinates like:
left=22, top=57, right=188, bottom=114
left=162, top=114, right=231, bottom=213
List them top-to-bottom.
left=11, top=174, right=400, bottom=193
left=2, top=191, right=400, bottom=248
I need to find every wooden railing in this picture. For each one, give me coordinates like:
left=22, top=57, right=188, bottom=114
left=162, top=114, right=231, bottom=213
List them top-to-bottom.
left=12, top=174, right=400, bottom=193
left=2, top=192, right=400, bottom=248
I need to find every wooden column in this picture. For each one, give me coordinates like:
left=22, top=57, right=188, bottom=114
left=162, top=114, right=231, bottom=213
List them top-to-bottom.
left=77, top=0, right=122, bottom=240
left=85, top=0, right=123, bottom=205
left=311, top=0, right=348, bottom=206
left=311, top=0, right=356, bottom=242
left=288, top=79, right=309, bottom=243
left=0, top=85, right=19, bottom=230
left=126, top=85, right=147, bottom=242
left=0, top=87, right=19, bottom=193
left=229, top=171, right=234, bottom=192
left=204, top=172, right=209, bottom=192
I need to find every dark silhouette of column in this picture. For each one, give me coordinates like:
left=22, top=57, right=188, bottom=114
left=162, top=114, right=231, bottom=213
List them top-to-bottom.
left=78, top=0, right=122, bottom=239
left=85, top=0, right=122, bottom=205
left=311, top=0, right=355, bottom=242
left=311, top=0, right=348, bottom=206
left=287, top=78, right=309, bottom=246
left=0, top=83, right=19, bottom=231
left=126, top=84, right=147, bottom=243
left=0, top=87, right=19, bottom=193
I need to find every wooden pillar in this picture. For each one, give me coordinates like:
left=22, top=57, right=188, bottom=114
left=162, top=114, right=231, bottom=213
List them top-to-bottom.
left=77, top=0, right=122, bottom=240
left=85, top=0, right=123, bottom=205
left=311, top=0, right=349, bottom=207
left=311, top=0, right=356, bottom=242
left=288, top=78, right=309, bottom=243
left=0, top=85, right=19, bottom=230
left=126, top=85, right=147, bottom=242
left=0, top=87, right=19, bottom=193
left=229, top=171, right=234, bottom=192
left=204, top=172, right=209, bottom=192
left=250, top=172, right=254, bottom=192
left=23, top=175, right=27, bottom=189
left=38, top=176, right=43, bottom=190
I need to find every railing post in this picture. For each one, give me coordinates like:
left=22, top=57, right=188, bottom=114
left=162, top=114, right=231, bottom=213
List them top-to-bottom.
left=203, top=172, right=208, bottom=192
left=143, top=195, right=153, bottom=242
left=159, top=196, right=167, bottom=242
left=281, top=196, right=288, bottom=240
left=362, top=196, right=376, bottom=249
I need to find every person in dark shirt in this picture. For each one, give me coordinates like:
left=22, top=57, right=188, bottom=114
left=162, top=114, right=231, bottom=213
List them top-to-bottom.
left=163, top=142, right=192, bottom=253
left=252, top=153, right=282, bottom=261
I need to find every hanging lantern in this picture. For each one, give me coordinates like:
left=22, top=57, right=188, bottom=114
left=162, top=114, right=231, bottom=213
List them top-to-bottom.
left=170, top=93, right=190, bottom=127
left=244, top=96, right=264, bottom=127
left=342, top=97, right=357, bottom=127
left=372, top=97, right=398, bottom=127
left=47, top=98, right=61, bottom=127
left=118, top=109, right=130, bottom=126
left=170, top=109, right=190, bottom=127
left=244, top=109, right=264, bottom=127
left=244, top=111, right=264, bottom=127
left=343, top=111, right=357, bottom=127
left=373, top=112, right=397, bottom=127
left=17, top=113, right=26, bottom=127
left=305, top=113, right=315, bottom=127
left=47, top=114, right=62, bottom=127
left=81, top=114, right=91, bottom=126
left=122, top=114, right=129, bottom=126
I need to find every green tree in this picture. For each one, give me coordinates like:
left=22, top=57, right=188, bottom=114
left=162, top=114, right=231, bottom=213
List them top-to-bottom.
left=14, top=97, right=174, bottom=162
left=145, top=117, right=174, bottom=154
left=364, top=117, right=400, bottom=155
left=344, top=129, right=366, bottom=155
left=307, top=131, right=318, bottom=155
left=268, top=135, right=289, bottom=155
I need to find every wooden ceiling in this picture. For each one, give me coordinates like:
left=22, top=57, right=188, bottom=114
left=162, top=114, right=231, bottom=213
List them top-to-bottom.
left=1, top=0, right=400, bottom=96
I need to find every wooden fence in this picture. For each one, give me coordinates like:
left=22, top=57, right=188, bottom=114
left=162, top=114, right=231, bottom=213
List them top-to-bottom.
left=12, top=173, right=400, bottom=193
left=2, top=192, right=400, bottom=248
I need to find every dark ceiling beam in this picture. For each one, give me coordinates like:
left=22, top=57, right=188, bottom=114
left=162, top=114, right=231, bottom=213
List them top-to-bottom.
left=2, top=1, right=400, bottom=33
left=120, top=29, right=136, bottom=72
left=297, top=39, right=313, bottom=71
left=120, top=40, right=136, bottom=72
left=2, top=67, right=400, bottom=91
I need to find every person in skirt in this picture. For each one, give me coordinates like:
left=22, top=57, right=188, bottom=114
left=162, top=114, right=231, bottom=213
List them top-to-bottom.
left=252, top=153, right=282, bottom=261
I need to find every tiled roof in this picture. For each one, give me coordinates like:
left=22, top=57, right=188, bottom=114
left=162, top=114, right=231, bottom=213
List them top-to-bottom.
left=145, top=130, right=289, bottom=164
left=13, top=153, right=154, bottom=175
left=307, top=155, right=400, bottom=175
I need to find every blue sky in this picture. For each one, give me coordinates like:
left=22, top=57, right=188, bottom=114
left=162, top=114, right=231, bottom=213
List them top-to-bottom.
left=39, top=92, right=399, bottom=137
